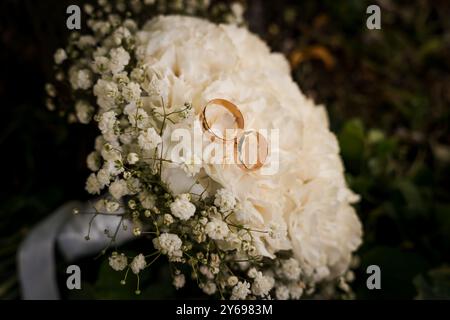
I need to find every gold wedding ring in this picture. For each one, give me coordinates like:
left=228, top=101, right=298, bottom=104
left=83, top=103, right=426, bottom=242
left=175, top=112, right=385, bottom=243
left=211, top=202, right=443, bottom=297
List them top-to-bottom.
left=200, top=99, right=245, bottom=142
left=201, top=99, right=268, bottom=172
left=235, top=130, right=268, bottom=171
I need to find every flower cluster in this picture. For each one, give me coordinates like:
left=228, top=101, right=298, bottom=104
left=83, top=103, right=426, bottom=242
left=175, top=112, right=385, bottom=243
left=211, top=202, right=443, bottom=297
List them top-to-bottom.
left=47, top=0, right=361, bottom=299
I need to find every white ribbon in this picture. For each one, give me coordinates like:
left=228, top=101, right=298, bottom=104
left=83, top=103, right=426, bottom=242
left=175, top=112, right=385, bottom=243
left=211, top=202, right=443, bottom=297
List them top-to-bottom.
left=18, top=201, right=133, bottom=300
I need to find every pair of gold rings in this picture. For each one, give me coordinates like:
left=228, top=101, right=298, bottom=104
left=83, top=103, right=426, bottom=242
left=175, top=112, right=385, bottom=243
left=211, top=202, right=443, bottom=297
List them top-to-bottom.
left=200, top=99, right=268, bottom=171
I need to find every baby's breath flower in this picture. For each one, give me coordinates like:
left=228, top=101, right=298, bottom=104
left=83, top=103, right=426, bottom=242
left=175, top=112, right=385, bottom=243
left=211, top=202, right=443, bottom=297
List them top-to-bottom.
left=83, top=4, right=94, bottom=15
left=77, top=35, right=96, bottom=49
left=109, top=46, right=130, bottom=74
left=54, top=48, right=67, bottom=64
left=93, top=56, right=110, bottom=74
left=70, top=68, right=93, bottom=90
left=130, top=68, right=145, bottom=82
left=55, top=72, right=64, bottom=81
left=113, top=72, right=130, bottom=86
left=94, top=79, right=119, bottom=110
left=122, top=82, right=142, bottom=102
left=45, top=83, right=56, bottom=97
left=46, top=98, right=55, bottom=111
left=75, top=100, right=94, bottom=124
left=128, top=107, right=149, bottom=129
left=98, top=110, right=117, bottom=135
left=138, top=127, right=162, bottom=151
left=101, top=146, right=122, bottom=162
left=87, top=151, right=101, bottom=172
left=127, top=152, right=139, bottom=164
left=97, top=168, right=111, bottom=187
left=123, top=171, right=132, bottom=180
left=86, top=173, right=101, bottom=194
left=127, top=177, right=141, bottom=194
left=109, top=179, right=129, bottom=199
left=214, top=188, right=236, bottom=212
left=139, top=191, right=156, bottom=209
left=170, top=194, right=196, bottom=220
left=94, top=199, right=106, bottom=213
left=128, top=199, right=137, bottom=209
left=106, top=200, right=120, bottom=213
left=163, top=214, right=174, bottom=226
left=205, top=218, right=229, bottom=240
left=133, top=227, right=141, bottom=236
left=153, top=233, right=183, bottom=259
left=109, top=252, right=128, bottom=271
left=130, top=254, right=146, bottom=274
left=281, top=258, right=301, bottom=281
left=199, top=265, right=214, bottom=280
left=247, top=267, right=258, bottom=279
left=251, top=272, right=275, bottom=297
left=173, top=274, right=186, bottom=289
left=227, top=276, right=238, bottom=287
left=231, top=281, right=251, bottom=300
left=202, top=282, right=217, bottom=295
left=275, top=285, right=289, bottom=300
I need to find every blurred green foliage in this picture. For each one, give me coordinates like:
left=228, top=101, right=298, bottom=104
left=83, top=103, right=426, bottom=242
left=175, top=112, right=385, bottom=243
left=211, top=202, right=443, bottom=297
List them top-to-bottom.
left=1, top=0, right=449, bottom=299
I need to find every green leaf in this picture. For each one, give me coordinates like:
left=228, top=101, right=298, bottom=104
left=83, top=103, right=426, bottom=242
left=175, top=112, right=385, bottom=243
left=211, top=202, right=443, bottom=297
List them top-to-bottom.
left=338, top=118, right=365, bottom=174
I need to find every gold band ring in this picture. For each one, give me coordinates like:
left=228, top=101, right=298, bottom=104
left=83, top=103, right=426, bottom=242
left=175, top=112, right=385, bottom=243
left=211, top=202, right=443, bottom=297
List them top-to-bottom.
left=200, top=99, right=245, bottom=142
left=235, top=130, right=268, bottom=171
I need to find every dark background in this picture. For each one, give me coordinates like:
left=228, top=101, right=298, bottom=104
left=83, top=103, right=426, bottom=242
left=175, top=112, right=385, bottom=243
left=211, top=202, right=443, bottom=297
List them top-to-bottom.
left=1, top=0, right=449, bottom=299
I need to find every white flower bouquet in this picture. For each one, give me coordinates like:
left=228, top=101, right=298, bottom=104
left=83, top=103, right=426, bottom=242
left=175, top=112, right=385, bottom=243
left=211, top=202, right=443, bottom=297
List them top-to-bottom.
left=47, top=0, right=362, bottom=299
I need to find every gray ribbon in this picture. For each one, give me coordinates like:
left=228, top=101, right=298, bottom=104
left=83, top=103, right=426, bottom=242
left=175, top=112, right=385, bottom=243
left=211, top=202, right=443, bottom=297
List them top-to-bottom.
left=17, top=201, right=133, bottom=300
